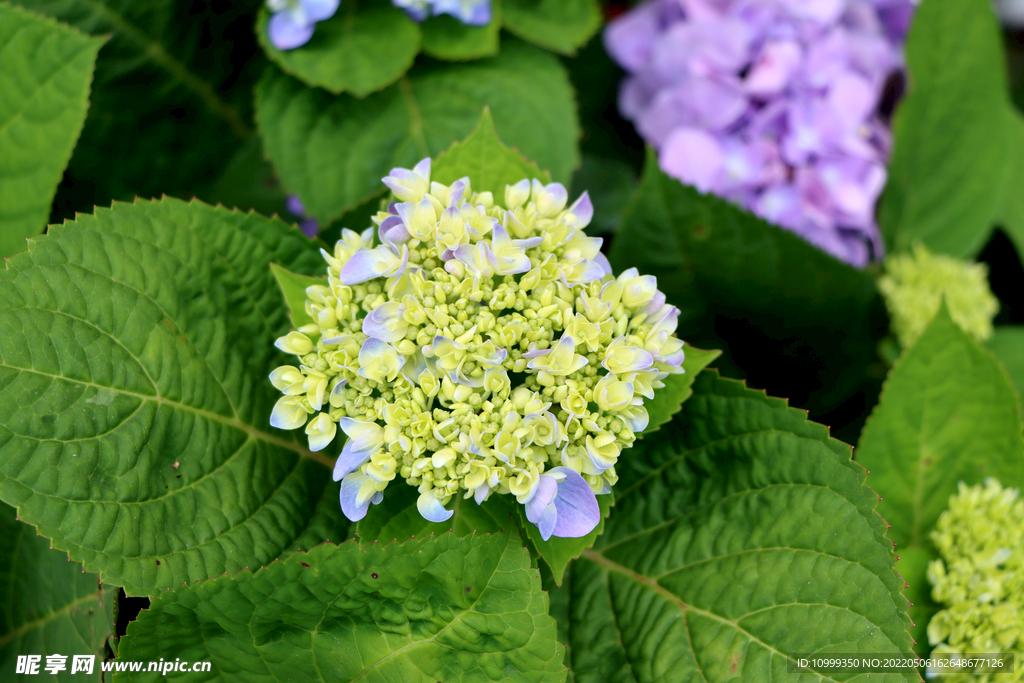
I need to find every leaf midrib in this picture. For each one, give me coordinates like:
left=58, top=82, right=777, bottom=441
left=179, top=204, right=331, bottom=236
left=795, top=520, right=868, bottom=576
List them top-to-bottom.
left=76, top=0, right=252, bottom=140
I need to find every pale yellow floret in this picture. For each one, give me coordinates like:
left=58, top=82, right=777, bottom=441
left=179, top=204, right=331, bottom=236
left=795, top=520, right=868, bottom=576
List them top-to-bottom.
left=879, top=243, right=999, bottom=348
left=927, top=479, right=1024, bottom=683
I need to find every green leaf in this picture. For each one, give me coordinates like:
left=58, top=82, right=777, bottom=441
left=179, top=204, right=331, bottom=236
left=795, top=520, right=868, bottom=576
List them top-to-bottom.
left=22, top=0, right=259, bottom=215
left=256, top=0, right=421, bottom=97
left=502, top=0, right=601, bottom=56
left=879, top=0, right=1024, bottom=258
left=0, top=4, right=101, bottom=259
left=421, top=4, right=501, bottom=61
left=256, top=38, right=580, bottom=224
left=432, top=107, right=551, bottom=195
left=201, top=137, right=289, bottom=219
left=611, top=150, right=885, bottom=413
left=569, top=154, right=637, bottom=235
left=0, top=198, right=343, bottom=596
left=270, top=262, right=326, bottom=328
left=855, top=305, right=1024, bottom=652
left=988, top=326, right=1024, bottom=400
left=641, top=345, right=720, bottom=436
left=551, top=371, right=917, bottom=682
left=283, top=481, right=354, bottom=553
left=356, top=481, right=516, bottom=543
left=520, top=493, right=611, bottom=587
left=0, top=506, right=114, bottom=681
left=114, top=532, right=566, bottom=682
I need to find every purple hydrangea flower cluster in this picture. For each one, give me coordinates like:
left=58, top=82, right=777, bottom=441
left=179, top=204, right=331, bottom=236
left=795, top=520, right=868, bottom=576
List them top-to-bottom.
left=392, top=0, right=492, bottom=25
left=604, top=0, right=916, bottom=267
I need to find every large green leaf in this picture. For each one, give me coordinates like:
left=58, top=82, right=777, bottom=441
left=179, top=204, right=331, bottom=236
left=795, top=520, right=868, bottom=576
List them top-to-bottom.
left=21, top=0, right=260, bottom=215
left=256, top=0, right=421, bottom=97
left=502, top=0, right=601, bottom=56
left=879, top=0, right=1024, bottom=258
left=0, top=4, right=101, bottom=259
left=256, top=39, right=580, bottom=224
left=432, top=107, right=550, bottom=194
left=610, top=150, right=886, bottom=414
left=0, top=198, right=344, bottom=596
left=855, top=306, right=1024, bottom=652
left=987, top=326, right=1024, bottom=400
left=551, top=371, right=916, bottom=682
left=0, top=507, right=114, bottom=682
left=114, top=532, right=566, bottom=682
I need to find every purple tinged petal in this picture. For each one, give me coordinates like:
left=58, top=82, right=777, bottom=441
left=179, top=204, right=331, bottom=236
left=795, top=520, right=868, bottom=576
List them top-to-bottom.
left=303, top=0, right=340, bottom=21
left=603, top=0, right=662, bottom=72
left=268, top=11, right=315, bottom=50
left=660, top=128, right=724, bottom=193
left=413, top=157, right=431, bottom=180
left=569, top=191, right=594, bottom=228
left=286, top=194, right=306, bottom=217
left=378, top=215, right=410, bottom=245
left=339, top=248, right=383, bottom=284
left=593, top=252, right=613, bottom=277
left=333, top=439, right=373, bottom=481
left=548, top=467, right=601, bottom=539
left=339, top=472, right=377, bottom=521
left=525, top=476, right=558, bottom=523
left=474, top=484, right=490, bottom=504
left=417, top=491, right=454, bottom=522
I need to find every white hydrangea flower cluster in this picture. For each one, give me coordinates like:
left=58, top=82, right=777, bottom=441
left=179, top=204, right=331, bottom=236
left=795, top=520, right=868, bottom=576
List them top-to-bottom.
left=269, top=159, right=686, bottom=539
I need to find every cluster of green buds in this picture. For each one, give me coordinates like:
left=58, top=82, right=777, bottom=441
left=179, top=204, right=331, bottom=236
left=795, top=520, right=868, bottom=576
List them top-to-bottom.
left=269, top=159, right=686, bottom=539
left=878, top=243, right=999, bottom=348
left=927, top=479, right=1024, bottom=682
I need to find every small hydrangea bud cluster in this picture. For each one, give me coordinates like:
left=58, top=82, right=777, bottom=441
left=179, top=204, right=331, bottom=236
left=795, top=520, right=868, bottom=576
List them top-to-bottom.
left=265, top=0, right=340, bottom=50
left=391, top=0, right=491, bottom=25
left=603, top=0, right=915, bottom=267
left=270, top=159, right=686, bottom=539
left=878, top=244, right=999, bottom=348
left=927, top=479, right=1024, bottom=683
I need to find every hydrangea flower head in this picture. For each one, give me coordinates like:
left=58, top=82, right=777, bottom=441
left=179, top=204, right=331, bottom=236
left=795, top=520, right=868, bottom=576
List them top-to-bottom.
left=266, top=0, right=340, bottom=50
left=392, top=0, right=492, bottom=25
left=604, top=0, right=916, bottom=267
left=270, top=159, right=687, bottom=539
left=878, top=243, right=998, bottom=348
left=926, top=479, right=1024, bottom=682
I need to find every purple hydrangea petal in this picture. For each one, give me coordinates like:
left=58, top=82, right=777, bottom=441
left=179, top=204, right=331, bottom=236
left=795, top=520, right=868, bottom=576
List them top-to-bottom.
left=304, top=0, right=340, bottom=22
left=268, top=11, right=315, bottom=50
left=660, top=127, right=725, bottom=193
left=286, top=194, right=307, bottom=217
left=549, top=467, right=601, bottom=539
left=339, top=472, right=378, bottom=521
left=525, top=475, right=558, bottom=523
left=417, top=491, right=454, bottom=522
